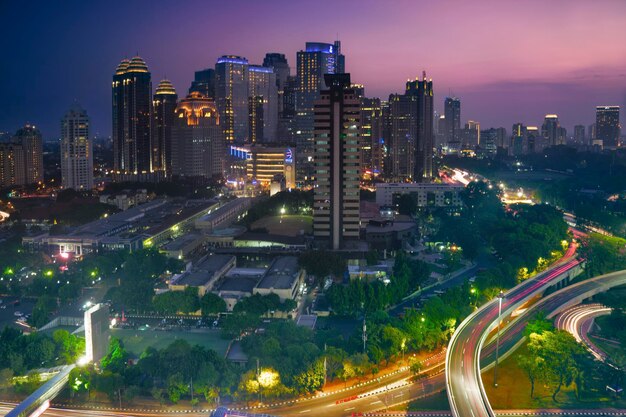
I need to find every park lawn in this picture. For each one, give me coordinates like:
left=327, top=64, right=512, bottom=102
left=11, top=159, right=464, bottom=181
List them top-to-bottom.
left=251, top=214, right=312, bottom=236
left=110, top=328, right=230, bottom=357
left=482, top=343, right=626, bottom=409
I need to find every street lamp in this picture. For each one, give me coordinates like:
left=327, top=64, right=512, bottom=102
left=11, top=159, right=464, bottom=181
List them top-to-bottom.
left=494, top=290, right=504, bottom=387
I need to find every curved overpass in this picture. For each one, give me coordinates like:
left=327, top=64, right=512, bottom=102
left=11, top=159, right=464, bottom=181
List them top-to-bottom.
left=447, top=268, right=626, bottom=417
left=555, top=304, right=611, bottom=363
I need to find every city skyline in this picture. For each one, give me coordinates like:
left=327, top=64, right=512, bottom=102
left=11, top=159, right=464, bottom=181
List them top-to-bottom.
left=1, top=0, right=625, bottom=139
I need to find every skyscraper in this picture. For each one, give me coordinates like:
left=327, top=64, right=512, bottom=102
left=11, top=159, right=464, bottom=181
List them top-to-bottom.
left=295, top=41, right=345, bottom=181
left=262, top=53, right=290, bottom=94
left=263, top=53, right=291, bottom=142
left=112, top=56, right=152, bottom=174
left=215, top=56, right=249, bottom=144
left=248, top=65, right=278, bottom=143
left=189, top=68, right=215, bottom=98
left=313, top=74, right=360, bottom=250
left=405, top=75, right=434, bottom=181
left=152, top=80, right=178, bottom=173
left=171, top=92, right=224, bottom=178
left=389, top=93, right=417, bottom=181
left=360, top=97, right=384, bottom=176
left=444, top=97, right=461, bottom=151
left=61, top=105, right=93, bottom=190
left=595, top=106, right=620, bottom=148
left=541, top=114, right=563, bottom=147
left=463, top=120, right=480, bottom=149
left=511, top=123, right=527, bottom=156
left=14, top=124, right=43, bottom=184
left=574, top=125, right=586, bottom=144
left=0, top=143, right=26, bottom=187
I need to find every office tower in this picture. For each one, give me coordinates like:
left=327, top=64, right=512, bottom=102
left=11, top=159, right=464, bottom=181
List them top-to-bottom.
left=295, top=41, right=345, bottom=181
left=262, top=53, right=290, bottom=94
left=263, top=53, right=291, bottom=142
left=112, top=56, right=152, bottom=174
left=215, top=56, right=249, bottom=144
left=248, top=65, right=278, bottom=143
left=189, top=68, right=215, bottom=98
left=313, top=74, right=360, bottom=250
left=405, top=75, right=434, bottom=181
left=152, top=80, right=178, bottom=173
left=171, top=92, right=224, bottom=178
left=389, top=93, right=417, bottom=181
left=360, top=97, right=384, bottom=176
left=444, top=97, right=461, bottom=151
left=381, top=100, right=392, bottom=177
left=61, top=105, right=93, bottom=190
left=596, top=106, right=620, bottom=148
left=434, top=112, right=446, bottom=147
left=541, top=114, right=563, bottom=146
left=463, top=121, right=480, bottom=149
left=511, top=123, right=527, bottom=156
left=588, top=123, right=596, bottom=144
left=14, top=124, right=44, bottom=184
left=574, top=125, right=585, bottom=144
left=527, top=127, right=540, bottom=153
left=480, top=128, right=499, bottom=157
left=0, top=143, right=26, bottom=187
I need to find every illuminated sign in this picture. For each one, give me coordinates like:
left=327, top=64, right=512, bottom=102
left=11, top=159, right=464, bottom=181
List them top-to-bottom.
left=285, top=148, right=293, bottom=164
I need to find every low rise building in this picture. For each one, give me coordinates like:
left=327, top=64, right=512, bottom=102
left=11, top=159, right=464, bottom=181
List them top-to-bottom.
left=376, top=183, right=463, bottom=208
left=99, top=189, right=149, bottom=211
left=195, top=198, right=252, bottom=232
left=365, top=218, right=417, bottom=250
left=160, top=232, right=206, bottom=260
left=169, top=254, right=236, bottom=296
left=253, top=256, right=304, bottom=301
left=213, top=268, right=264, bottom=310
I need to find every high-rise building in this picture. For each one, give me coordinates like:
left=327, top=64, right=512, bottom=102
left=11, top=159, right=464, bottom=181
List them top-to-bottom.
left=295, top=41, right=345, bottom=181
left=262, top=53, right=290, bottom=93
left=263, top=53, right=291, bottom=141
left=215, top=56, right=249, bottom=144
left=112, top=57, right=152, bottom=174
left=248, top=65, right=278, bottom=143
left=189, top=68, right=215, bottom=98
left=313, top=74, right=360, bottom=250
left=405, top=75, right=434, bottom=181
left=152, top=80, right=178, bottom=173
left=171, top=92, right=224, bottom=178
left=389, top=93, right=417, bottom=181
left=360, top=97, right=384, bottom=176
left=444, top=97, right=461, bottom=151
left=61, top=105, right=93, bottom=190
left=595, top=106, right=620, bottom=148
left=541, top=114, right=563, bottom=147
left=463, top=120, right=480, bottom=149
left=511, top=123, right=527, bottom=156
left=588, top=123, right=596, bottom=144
left=14, top=124, right=44, bottom=184
left=574, top=125, right=586, bottom=144
left=527, top=126, right=540, bottom=153
left=479, top=128, right=501, bottom=157
left=0, top=142, right=26, bottom=187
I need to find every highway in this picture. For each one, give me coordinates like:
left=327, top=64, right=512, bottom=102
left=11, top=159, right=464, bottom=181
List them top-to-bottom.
left=447, top=265, right=626, bottom=417
left=555, top=304, right=612, bottom=362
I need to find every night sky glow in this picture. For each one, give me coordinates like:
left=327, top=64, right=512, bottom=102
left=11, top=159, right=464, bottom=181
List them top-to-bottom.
left=1, top=0, right=625, bottom=138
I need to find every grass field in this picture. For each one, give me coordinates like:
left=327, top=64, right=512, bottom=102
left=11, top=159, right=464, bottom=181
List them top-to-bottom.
left=251, top=214, right=312, bottom=236
left=110, top=328, right=230, bottom=357
left=482, top=343, right=626, bottom=409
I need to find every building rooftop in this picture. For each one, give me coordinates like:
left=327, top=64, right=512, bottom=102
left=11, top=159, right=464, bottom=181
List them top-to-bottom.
left=174, top=255, right=235, bottom=287
left=256, top=256, right=301, bottom=290
left=216, top=274, right=261, bottom=293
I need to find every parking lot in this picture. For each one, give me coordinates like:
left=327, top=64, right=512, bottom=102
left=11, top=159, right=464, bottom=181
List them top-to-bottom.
left=0, top=296, right=36, bottom=331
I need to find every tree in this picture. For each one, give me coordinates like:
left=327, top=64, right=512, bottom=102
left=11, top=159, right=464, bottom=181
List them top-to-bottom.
left=201, top=292, right=227, bottom=316
left=523, top=312, right=554, bottom=337
left=53, top=329, right=84, bottom=363
left=101, top=338, right=128, bottom=374
left=517, top=354, right=541, bottom=398
left=409, top=360, right=423, bottom=378
left=166, top=372, right=188, bottom=404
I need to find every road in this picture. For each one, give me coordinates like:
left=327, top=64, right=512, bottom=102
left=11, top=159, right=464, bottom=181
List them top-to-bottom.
left=446, top=240, right=580, bottom=417
left=447, top=265, right=626, bottom=417
left=555, top=304, right=612, bottom=362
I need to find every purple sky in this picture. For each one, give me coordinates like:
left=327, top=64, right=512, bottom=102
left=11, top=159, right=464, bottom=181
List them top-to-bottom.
left=1, top=0, right=625, bottom=139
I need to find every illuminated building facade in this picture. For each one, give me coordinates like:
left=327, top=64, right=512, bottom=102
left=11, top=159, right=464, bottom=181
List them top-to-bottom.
left=295, top=41, right=345, bottom=182
left=112, top=56, right=152, bottom=174
left=215, top=56, right=249, bottom=144
left=248, top=65, right=278, bottom=142
left=313, top=74, right=360, bottom=250
left=406, top=76, right=434, bottom=181
left=152, top=80, right=178, bottom=173
left=171, top=92, right=224, bottom=178
left=389, top=93, right=417, bottom=181
left=360, top=97, right=384, bottom=177
left=444, top=97, right=461, bottom=151
left=61, top=105, right=93, bottom=190
left=595, top=106, right=620, bottom=148
left=541, top=114, right=564, bottom=146
left=463, top=120, right=480, bottom=149
left=13, top=124, right=43, bottom=184
left=0, top=142, right=26, bottom=187
left=230, top=145, right=296, bottom=189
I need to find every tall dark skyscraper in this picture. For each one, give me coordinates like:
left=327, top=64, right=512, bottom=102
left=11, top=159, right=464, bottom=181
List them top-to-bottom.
left=295, top=41, right=345, bottom=182
left=263, top=53, right=291, bottom=140
left=263, top=53, right=290, bottom=93
left=112, top=56, right=152, bottom=174
left=215, top=56, right=249, bottom=144
left=248, top=65, right=278, bottom=142
left=189, top=68, right=215, bottom=98
left=313, top=74, right=360, bottom=250
left=406, top=75, right=434, bottom=181
left=152, top=80, right=178, bottom=174
left=389, top=93, right=417, bottom=181
left=444, top=97, right=461, bottom=151
left=61, top=105, right=93, bottom=190
left=595, top=106, right=620, bottom=148
left=541, top=114, right=563, bottom=147
left=14, top=124, right=44, bottom=184
left=573, top=125, right=585, bottom=144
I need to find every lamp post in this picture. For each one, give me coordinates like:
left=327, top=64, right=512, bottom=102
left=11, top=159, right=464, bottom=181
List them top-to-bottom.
left=494, top=290, right=504, bottom=387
